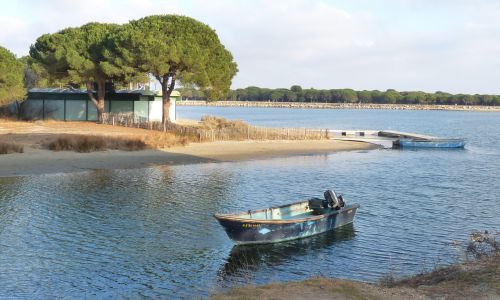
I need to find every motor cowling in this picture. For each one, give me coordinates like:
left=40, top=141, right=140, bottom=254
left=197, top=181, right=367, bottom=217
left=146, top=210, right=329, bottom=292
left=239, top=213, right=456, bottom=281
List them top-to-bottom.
left=324, top=190, right=340, bottom=209
left=338, top=194, right=345, bottom=208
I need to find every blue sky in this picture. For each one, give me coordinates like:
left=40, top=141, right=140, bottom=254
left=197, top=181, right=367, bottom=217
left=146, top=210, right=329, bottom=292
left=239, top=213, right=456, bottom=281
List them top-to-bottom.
left=1, top=0, right=500, bottom=94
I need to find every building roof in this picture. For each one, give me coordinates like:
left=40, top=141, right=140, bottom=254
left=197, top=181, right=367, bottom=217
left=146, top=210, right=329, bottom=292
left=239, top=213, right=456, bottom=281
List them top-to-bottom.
left=27, top=88, right=181, bottom=101
left=28, top=88, right=160, bottom=96
left=29, top=88, right=87, bottom=94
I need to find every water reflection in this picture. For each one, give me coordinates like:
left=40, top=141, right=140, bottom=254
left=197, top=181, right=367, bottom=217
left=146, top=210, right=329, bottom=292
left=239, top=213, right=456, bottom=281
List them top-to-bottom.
left=1, top=107, right=500, bottom=298
left=218, top=224, right=356, bottom=284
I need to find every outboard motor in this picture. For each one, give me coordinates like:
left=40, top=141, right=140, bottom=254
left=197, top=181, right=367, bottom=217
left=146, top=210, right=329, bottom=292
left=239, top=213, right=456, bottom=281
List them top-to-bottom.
left=324, top=190, right=340, bottom=209
left=338, top=194, right=345, bottom=208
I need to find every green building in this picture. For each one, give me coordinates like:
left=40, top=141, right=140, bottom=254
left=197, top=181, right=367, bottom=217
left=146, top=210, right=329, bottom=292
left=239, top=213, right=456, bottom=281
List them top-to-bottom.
left=24, top=88, right=180, bottom=122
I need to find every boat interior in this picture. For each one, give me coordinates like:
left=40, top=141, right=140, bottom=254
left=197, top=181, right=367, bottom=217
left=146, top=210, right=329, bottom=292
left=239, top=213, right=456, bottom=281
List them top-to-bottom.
left=220, top=190, right=349, bottom=221
left=237, top=201, right=316, bottom=221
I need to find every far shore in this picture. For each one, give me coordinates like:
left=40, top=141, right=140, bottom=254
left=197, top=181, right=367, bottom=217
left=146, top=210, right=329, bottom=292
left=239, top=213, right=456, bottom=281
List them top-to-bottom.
left=178, top=100, right=500, bottom=112
left=0, top=119, right=376, bottom=177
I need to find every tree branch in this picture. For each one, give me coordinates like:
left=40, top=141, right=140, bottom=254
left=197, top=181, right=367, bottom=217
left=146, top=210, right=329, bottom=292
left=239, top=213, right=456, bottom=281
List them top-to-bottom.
left=166, top=66, right=177, bottom=95
left=167, top=72, right=176, bottom=95
left=155, top=75, right=163, bottom=85
left=85, top=82, right=98, bottom=107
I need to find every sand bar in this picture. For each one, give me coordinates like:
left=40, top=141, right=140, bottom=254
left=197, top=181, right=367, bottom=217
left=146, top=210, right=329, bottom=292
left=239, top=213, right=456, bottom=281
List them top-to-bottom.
left=0, top=119, right=376, bottom=177
left=0, top=140, right=375, bottom=177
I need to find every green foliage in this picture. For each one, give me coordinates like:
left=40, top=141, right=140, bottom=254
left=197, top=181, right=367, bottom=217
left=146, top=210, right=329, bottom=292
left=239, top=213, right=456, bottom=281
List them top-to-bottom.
left=112, top=15, right=237, bottom=122
left=117, top=15, right=237, bottom=99
left=30, top=22, right=147, bottom=121
left=30, top=23, right=135, bottom=85
left=0, top=46, right=25, bottom=105
left=18, top=55, right=56, bottom=89
left=179, top=85, right=500, bottom=106
left=290, top=85, right=302, bottom=93
left=382, top=89, right=400, bottom=104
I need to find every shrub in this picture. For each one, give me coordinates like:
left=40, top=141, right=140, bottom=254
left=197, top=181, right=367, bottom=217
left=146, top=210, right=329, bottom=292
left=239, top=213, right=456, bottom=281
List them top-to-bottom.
left=200, top=115, right=248, bottom=130
left=143, top=131, right=189, bottom=149
left=47, top=135, right=148, bottom=152
left=77, top=136, right=107, bottom=152
left=108, top=138, right=148, bottom=151
left=0, top=142, right=24, bottom=154
left=466, top=231, right=499, bottom=259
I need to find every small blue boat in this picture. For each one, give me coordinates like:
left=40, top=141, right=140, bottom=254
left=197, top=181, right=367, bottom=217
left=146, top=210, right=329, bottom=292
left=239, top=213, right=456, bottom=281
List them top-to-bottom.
left=393, top=138, right=465, bottom=148
left=214, top=190, right=359, bottom=244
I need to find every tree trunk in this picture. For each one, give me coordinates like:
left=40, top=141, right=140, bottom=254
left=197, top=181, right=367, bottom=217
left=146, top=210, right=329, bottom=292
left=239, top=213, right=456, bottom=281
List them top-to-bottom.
left=161, top=72, right=177, bottom=125
left=162, top=78, right=171, bottom=124
left=86, top=80, right=105, bottom=123
left=96, top=80, right=105, bottom=123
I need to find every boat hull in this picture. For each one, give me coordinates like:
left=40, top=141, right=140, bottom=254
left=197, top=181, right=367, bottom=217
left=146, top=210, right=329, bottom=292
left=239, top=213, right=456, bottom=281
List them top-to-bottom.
left=393, top=138, right=465, bottom=148
left=215, top=204, right=359, bottom=245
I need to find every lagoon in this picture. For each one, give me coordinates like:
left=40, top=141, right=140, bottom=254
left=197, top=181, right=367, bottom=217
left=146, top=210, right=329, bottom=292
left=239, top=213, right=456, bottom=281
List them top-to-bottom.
left=0, top=107, right=499, bottom=298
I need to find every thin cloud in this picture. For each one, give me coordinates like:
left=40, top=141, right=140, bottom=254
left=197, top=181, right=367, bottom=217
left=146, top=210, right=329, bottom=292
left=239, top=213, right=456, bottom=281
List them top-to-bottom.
left=1, top=0, right=499, bottom=93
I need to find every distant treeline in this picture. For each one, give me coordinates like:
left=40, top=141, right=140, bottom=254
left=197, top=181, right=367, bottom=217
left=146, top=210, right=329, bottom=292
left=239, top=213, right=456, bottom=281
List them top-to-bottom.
left=178, top=85, right=499, bottom=106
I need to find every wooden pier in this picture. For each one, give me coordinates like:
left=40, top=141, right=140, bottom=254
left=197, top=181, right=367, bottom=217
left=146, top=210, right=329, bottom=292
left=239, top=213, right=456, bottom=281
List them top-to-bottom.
left=328, top=130, right=452, bottom=149
left=377, top=130, right=438, bottom=141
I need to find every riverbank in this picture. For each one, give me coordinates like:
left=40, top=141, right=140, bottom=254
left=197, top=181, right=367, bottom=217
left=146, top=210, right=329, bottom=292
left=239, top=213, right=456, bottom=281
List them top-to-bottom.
left=178, top=100, right=500, bottom=112
left=0, top=120, right=375, bottom=177
left=211, top=254, right=499, bottom=300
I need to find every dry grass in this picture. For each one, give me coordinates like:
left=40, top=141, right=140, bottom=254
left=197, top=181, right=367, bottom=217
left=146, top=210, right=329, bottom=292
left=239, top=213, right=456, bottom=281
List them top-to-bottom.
left=100, top=114, right=328, bottom=142
left=197, top=115, right=327, bottom=141
left=200, top=115, right=248, bottom=130
left=1, top=117, right=328, bottom=154
left=0, top=119, right=192, bottom=150
left=143, top=131, right=190, bottom=149
left=45, top=133, right=191, bottom=152
left=47, top=135, right=148, bottom=153
left=111, top=138, right=148, bottom=151
left=0, top=142, right=24, bottom=154
left=380, top=231, right=500, bottom=299
left=393, top=231, right=499, bottom=289
left=212, top=232, right=499, bottom=300
left=390, top=254, right=500, bottom=299
left=210, top=277, right=417, bottom=300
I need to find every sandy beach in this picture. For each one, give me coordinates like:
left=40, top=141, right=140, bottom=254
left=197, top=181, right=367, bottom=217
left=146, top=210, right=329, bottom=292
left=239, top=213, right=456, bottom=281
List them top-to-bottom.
left=0, top=120, right=376, bottom=177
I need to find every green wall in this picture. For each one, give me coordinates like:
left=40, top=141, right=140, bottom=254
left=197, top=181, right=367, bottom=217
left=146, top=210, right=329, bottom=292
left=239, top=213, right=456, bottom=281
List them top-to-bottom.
left=65, top=100, right=86, bottom=121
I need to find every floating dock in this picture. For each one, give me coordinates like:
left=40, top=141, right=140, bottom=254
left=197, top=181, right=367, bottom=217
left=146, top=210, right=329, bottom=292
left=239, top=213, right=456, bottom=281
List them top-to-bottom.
left=329, top=130, right=465, bottom=149
left=329, top=130, right=395, bottom=149
left=377, top=130, right=438, bottom=141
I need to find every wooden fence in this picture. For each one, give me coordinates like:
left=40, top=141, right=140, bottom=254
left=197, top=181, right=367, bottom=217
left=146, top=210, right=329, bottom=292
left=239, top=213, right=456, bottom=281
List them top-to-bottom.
left=101, top=112, right=329, bottom=142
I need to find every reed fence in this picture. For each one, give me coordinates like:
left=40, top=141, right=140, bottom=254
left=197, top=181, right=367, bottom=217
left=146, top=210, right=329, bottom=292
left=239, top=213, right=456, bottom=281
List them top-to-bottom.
left=101, top=112, right=329, bottom=142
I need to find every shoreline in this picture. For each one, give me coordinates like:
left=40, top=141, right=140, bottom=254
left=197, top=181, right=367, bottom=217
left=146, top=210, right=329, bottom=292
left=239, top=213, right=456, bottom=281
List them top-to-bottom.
left=178, top=100, right=500, bottom=112
left=0, top=140, right=376, bottom=177
left=211, top=254, right=499, bottom=300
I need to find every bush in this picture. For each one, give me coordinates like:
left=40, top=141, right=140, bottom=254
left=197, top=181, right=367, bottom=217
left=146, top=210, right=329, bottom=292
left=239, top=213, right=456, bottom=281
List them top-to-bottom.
left=200, top=115, right=248, bottom=130
left=143, top=132, right=189, bottom=149
left=47, top=135, right=148, bottom=152
left=48, top=136, right=106, bottom=152
left=108, top=138, right=148, bottom=151
left=0, top=142, right=24, bottom=154
left=466, top=231, right=499, bottom=260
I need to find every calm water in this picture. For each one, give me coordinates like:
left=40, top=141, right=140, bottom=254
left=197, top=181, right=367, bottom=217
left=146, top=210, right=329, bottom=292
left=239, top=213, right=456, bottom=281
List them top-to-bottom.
left=1, top=107, right=499, bottom=299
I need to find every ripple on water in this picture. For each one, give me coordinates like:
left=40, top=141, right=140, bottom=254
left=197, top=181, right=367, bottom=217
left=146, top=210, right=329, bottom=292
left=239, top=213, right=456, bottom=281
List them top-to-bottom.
left=1, top=109, right=499, bottom=298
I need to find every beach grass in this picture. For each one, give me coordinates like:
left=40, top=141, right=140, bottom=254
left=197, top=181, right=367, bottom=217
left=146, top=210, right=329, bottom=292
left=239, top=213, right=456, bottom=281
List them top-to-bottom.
left=47, top=135, right=148, bottom=152
left=0, top=142, right=24, bottom=154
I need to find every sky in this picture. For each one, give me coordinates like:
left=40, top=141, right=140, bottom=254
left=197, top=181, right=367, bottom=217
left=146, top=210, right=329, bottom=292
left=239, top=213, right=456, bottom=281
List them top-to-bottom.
left=1, top=0, right=500, bottom=94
